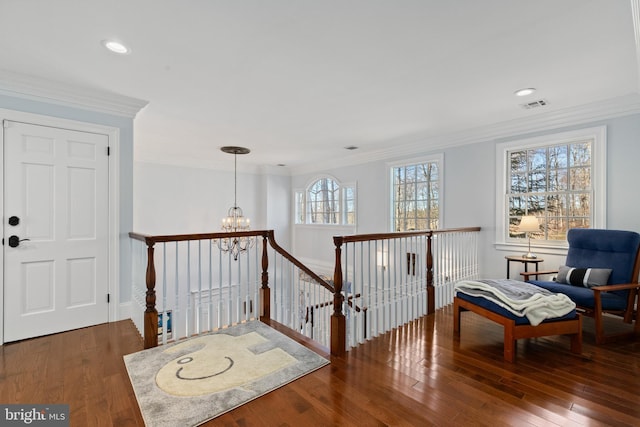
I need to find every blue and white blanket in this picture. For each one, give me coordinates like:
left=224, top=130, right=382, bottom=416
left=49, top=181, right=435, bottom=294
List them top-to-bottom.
left=454, top=279, right=576, bottom=326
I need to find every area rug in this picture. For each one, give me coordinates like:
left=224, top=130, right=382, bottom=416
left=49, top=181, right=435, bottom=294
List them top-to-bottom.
left=124, top=320, right=329, bottom=427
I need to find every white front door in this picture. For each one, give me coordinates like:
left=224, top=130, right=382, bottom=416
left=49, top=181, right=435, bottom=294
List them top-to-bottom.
left=3, top=120, right=110, bottom=342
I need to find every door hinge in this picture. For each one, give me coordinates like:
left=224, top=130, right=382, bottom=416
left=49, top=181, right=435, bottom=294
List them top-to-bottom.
left=107, top=146, right=111, bottom=156
left=107, top=293, right=110, bottom=303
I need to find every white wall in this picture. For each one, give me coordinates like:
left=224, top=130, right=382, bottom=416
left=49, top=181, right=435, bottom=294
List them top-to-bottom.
left=290, top=113, right=640, bottom=280
left=133, top=162, right=292, bottom=248
left=261, top=169, right=292, bottom=249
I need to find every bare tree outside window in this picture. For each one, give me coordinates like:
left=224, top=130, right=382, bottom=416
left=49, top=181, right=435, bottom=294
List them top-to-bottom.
left=508, top=140, right=592, bottom=241
left=392, top=160, right=440, bottom=232
left=295, top=177, right=356, bottom=225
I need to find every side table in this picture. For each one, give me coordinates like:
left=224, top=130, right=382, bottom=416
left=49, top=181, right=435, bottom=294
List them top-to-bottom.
left=505, top=256, right=544, bottom=280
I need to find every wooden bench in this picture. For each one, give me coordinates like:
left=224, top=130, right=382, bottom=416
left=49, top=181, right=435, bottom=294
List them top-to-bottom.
left=453, top=296, right=582, bottom=362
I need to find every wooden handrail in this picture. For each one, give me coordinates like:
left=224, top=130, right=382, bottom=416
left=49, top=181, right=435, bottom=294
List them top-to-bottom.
left=332, top=227, right=481, bottom=244
left=129, top=230, right=267, bottom=244
left=265, top=230, right=335, bottom=293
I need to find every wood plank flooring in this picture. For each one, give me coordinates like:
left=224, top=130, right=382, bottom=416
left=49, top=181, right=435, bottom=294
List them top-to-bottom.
left=0, top=306, right=639, bottom=426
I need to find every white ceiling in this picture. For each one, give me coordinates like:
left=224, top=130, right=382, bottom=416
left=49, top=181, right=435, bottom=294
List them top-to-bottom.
left=1, top=0, right=639, bottom=171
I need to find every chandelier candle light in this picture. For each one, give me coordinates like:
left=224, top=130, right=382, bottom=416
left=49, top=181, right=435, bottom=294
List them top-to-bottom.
left=218, top=146, right=254, bottom=260
left=517, top=215, right=540, bottom=259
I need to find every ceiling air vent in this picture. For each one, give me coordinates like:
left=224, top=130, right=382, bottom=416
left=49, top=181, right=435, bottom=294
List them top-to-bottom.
left=520, top=99, right=548, bottom=109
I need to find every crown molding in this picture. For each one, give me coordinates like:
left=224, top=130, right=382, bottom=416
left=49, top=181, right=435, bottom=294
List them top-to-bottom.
left=0, top=69, right=148, bottom=118
left=291, top=92, right=640, bottom=175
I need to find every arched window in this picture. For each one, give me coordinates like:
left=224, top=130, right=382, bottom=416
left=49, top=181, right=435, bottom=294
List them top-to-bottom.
left=295, top=177, right=356, bottom=225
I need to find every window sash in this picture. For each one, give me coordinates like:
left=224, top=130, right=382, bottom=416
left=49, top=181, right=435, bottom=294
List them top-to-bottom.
left=495, top=126, right=606, bottom=248
left=507, top=142, right=593, bottom=240
left=391, top=157, right=441, bottom=232
left=295, top=178, right=356, bottom=226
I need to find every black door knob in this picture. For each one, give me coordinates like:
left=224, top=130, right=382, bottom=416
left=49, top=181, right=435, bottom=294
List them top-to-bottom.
left=8, top=216, right=19, bottom=226
left=8, top=235, right=29, bottom=248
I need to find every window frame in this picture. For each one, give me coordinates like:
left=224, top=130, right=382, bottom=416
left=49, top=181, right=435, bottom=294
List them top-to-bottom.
left=495, top=126, right=606, bottom=252
left=388, top=154, right=444, bottom=232
left=294, top=175, right=357, bottom=227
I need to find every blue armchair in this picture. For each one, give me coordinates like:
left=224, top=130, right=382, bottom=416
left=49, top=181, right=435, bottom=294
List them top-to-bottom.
left=523, top=229, right=640, bottom=344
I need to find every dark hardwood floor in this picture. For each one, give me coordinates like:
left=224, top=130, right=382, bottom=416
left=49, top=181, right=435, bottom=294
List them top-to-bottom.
left=1, top=306, right=639, bottom=426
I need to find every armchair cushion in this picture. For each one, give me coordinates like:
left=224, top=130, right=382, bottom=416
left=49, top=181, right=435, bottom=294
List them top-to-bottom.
left=556, top=266, right=612, bottom=288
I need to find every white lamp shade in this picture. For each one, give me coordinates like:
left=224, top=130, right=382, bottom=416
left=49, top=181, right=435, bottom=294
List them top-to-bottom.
left=517, top=215, right=540, bottom=233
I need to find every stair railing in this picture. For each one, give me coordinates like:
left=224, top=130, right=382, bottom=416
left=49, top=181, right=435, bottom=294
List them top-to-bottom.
left=129, top=227, right=480, bottom=356
left=331, top=227, right=481, bottom=353
left=129, top=230, right=339, bottom=350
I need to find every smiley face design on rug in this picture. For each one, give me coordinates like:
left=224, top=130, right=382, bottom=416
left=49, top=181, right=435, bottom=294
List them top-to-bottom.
left=155, top=331, right=296, bottom=396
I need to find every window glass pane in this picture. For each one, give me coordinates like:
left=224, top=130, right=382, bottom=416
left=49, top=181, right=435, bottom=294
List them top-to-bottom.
left=570, top=142, right=590, bottom=166
left=549, top=145, right=567, bottom=168
left=528, top=148, right=547, bottom=171
left=510, top=151, right=527, bottom=173
left=416, top=164, right=428, bottom=182
left=405, top=165, right=416, bottom=181
left=570, top=167, right=590, bottom=190
left=548, top=169, right=567, bottom=191
left=528, top=171, right=546, bottom=192
left=510, top=172, right=527, bottom=193
left=416, top=182, right=428, bottom=199
left=429, top=182, right=439, bottom=198
left=295, top=191, right=304, bottom=224
left=569, top=193, right=590, bottom=216
left=546, top=194, right=566, bottom=216
left=508, top=195, right=526, bottom=216
left=527, top=195, right=546, bottom=213
left=429, top=200, right=439, bottom=216
left=508, top=217, right=522, bottom=238
left=545, top=217, right=567, bottom=240
left=569, top=217, right=590, bottom=228
left=414, top=219, right=428, bottom=230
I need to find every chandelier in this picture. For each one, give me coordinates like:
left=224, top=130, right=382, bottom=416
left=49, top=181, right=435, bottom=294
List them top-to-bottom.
left=217, top=146, right=255, bottom=260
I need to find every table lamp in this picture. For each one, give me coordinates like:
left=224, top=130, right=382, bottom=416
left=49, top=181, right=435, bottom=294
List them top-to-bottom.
left=517, top=215, right=540, bottom=259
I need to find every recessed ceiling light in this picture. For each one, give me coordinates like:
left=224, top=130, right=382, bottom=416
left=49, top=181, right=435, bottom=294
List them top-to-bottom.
left=102, top=39, right=130, bottom=54
left=514, top=88, right=536, bottom=97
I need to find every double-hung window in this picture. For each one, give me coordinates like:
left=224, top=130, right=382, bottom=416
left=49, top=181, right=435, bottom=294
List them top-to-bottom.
left=496, top=126, right=606, bottom=247
left=390, top=155, right=442, bottom=232
left=295, top=176, right=356, bottom=225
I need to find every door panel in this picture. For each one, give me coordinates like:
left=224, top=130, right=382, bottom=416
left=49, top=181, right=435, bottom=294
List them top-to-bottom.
left=3, top=120, right=109, bottom=342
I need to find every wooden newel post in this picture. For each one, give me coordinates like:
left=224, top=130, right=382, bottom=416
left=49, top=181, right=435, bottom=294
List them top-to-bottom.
left=260, top=232, right=270, bottom=322
left=426, top=232, right=435, bottom=314
left=331, top=237, right=346, bottom=357
left=144, top=241, right=158, bottom=349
